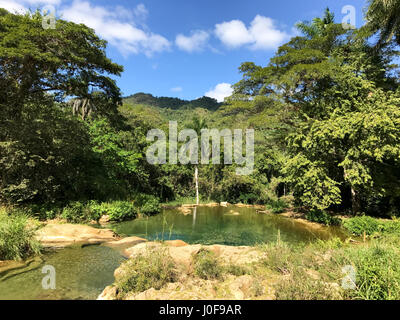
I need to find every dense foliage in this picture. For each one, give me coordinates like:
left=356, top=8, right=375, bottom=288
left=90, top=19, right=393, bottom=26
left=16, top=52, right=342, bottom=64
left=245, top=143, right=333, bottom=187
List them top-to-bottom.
left=1, top=2, right=400, bottom=223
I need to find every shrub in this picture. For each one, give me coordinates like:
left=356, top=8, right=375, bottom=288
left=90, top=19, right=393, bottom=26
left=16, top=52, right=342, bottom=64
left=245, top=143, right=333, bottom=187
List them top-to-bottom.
left=238, top=193, right=258, bottom=205
left=134, top=194, right=161, bottom=215
left=266, top=198, right=289, bottom=214
left=61, top=201, right=100, bottom=223
left=105, top=201, right=137, bottom=222
left=26, top=204, right=61, bottom=220
left=305, top=209, right=341, bottom=226
left=0, top=213, right=42, bottom=260
left=342, top=216, right=381, bottom=236
left=116, top=247, right=176, bottom=297
left=193, top=249, right=223, bottom=280
left=225, top=264, right=249, bottom=276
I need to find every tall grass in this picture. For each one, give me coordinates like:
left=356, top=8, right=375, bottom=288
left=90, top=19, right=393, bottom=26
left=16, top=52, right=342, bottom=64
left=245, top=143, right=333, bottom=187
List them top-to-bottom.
left=0, top=210, right=41, bottom=261
left=260, top=235, right=400, bottom=300
left=116, top=246, right=176, bottom=297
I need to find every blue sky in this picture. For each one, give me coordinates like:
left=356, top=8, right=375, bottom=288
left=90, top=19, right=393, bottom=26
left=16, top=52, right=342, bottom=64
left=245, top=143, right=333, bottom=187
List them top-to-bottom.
left=2, top=0, right=367, bottom=101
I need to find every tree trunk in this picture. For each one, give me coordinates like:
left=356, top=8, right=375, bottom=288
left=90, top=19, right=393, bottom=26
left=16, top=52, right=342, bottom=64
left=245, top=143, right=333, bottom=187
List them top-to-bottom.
left=195, top=165, right=199, bottom=205
left=344, top=166, right=360, bottom=215
left=350, top=186, right=360, bottom=215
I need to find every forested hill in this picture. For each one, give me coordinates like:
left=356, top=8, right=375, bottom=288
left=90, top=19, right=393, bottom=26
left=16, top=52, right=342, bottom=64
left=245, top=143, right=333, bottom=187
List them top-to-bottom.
left=123, top=93, right=222, bottom=111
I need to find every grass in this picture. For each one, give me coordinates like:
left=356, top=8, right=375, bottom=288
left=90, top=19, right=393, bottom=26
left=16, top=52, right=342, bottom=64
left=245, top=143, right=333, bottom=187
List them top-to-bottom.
left=0, top=208, right=42, bottom=261
left=258, top=233, right=400, bottom=300
left=115, top=246, right=177, bottom=298
left=192, top=248, right=223, bottom=280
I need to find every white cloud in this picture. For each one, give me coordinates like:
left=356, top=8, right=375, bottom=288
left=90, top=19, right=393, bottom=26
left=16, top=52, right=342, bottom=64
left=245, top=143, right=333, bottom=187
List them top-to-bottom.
left=0, top=0, right=60, bottom=13
left=0, top=0, right=26, bottom=12
left=0, top=0, right=170, bottom=57
left=61, top=0, right=170, bottom=57
left=133, top=3, right=148, bottom=21
left=215, top=15, right=289, bottom=50
left=215, top=20, right=252, bottom=48
left=175, top=30, right=209, bottom=53
left=205, top=83, right=233, bottom=102
left=171, top=86, right=183, bottom=92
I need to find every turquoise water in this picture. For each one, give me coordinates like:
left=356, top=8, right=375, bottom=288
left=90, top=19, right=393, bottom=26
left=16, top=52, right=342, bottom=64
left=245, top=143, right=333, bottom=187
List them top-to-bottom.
left=0, top=206, right=345, bottom=300
left=111, top=206, right=346, bottom=246
left=0, top=245, right=125, bottom=300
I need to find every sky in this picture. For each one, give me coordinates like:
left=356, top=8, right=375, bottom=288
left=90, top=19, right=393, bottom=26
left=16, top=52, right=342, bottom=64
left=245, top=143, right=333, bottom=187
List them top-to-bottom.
left=1, top=0, right=368, bottom=101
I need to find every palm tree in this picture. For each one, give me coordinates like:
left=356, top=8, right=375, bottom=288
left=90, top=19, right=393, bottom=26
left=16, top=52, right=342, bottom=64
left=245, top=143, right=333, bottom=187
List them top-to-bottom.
left=365, top=0, right=400, bottom=48
left=296, top=7, right=335, bottom=38
left=187, top=117, right=207, bottom=205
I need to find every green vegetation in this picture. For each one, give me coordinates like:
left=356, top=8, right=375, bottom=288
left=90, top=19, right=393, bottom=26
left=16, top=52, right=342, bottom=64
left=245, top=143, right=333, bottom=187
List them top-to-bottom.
left=2, top=4, right=400, bottom=226
left=124, top=93, right=221, bottom=111
left=266, top=199, right=289, bottom=214
left=0, top=209, right=41, bottom=260
left=305, top=209, right=341, bottom=226
left=343, top=216, right=400, bottom=237
left=261, top=232, right=400, bottom=300
left=116, top=247, right=176, bottom=297
left=193, top=249, right=223, bottom=280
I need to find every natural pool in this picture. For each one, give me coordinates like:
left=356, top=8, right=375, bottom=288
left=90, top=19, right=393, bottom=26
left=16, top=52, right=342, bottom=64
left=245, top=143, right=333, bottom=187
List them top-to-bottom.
left=0, top=206, right=346, bottom=300
left=111, top=206, right=346, bottom=246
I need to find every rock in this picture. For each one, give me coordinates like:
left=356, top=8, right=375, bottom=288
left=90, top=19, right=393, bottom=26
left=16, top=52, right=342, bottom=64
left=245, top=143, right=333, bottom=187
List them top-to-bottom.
left=220, top=202, right=229, bottom=207
left=204, top=203, right=219, bottom=207
left=234, top=203, right=247, bottom=207
left=182, top=204, right=197, bottom=208
left=178, top=207, right=192, bottom=215
left=228, top=210, right=240, bottom=216
left=99, top=215, right=111, bottom=225
left=36, top=224, right=118, bottom=248
left=103, top=236, right=147, bottom=250
left=164, top=240, right=189, bottom=247
left=123, top=242, right=159, bottom=259
left=0, top=256, right=43, bottom=281
left=229, top=275, right=254, bottom=299
left=97, top=286, right=117, bottom=300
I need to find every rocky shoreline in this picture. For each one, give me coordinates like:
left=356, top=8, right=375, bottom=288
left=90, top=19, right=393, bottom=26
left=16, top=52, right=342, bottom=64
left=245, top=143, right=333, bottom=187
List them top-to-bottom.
left=97, top=240, right=277, bottom=300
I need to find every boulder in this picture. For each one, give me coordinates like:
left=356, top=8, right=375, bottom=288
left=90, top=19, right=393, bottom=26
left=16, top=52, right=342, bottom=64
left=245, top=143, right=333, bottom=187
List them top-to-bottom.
left=178, top=207, right=192, bottom=215
left=36, top=224, right=118, bottom=248
left=103, top=236, right=147, bottom=250
left=164, top=240, right=189, bottom=247
left=97, top=286, right=117, bottom=300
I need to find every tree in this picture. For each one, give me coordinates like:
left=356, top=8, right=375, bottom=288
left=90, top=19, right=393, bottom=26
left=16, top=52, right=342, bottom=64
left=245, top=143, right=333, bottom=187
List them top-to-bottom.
left=364, top=0, right=400, bottom=48
left=296, top=7, right=335, bottom=39
left=232, top=9, right=400, bottom=214
left=0, top=10, right=123, bottom=115
left=187, top=117, right=207, bottom=205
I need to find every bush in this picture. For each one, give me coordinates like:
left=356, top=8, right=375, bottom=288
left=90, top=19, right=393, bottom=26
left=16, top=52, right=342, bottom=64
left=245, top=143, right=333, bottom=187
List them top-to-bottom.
left=238, top=193, right=258, bottom=205
left=134, top=194, right=161, bottom=215
left=266, top=198, right=289, bottom=214
left=61, top=201, right=100, bottom=223
left=61, top=201, right=137, bottom=223
left=104, top=201, right=137, bottom=222
left=26, top=204, right=61, bottom=220
left=305, top=209, right=341, bottom=226
left=0, top=213, right=41, bottom=260
left=342, top=216, right=381, bottom=236
left=116, top=247, right=176, bottom=297
left=192, top=249, right=223, bottom=280
left=225, top=264, right=250, bottom=276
